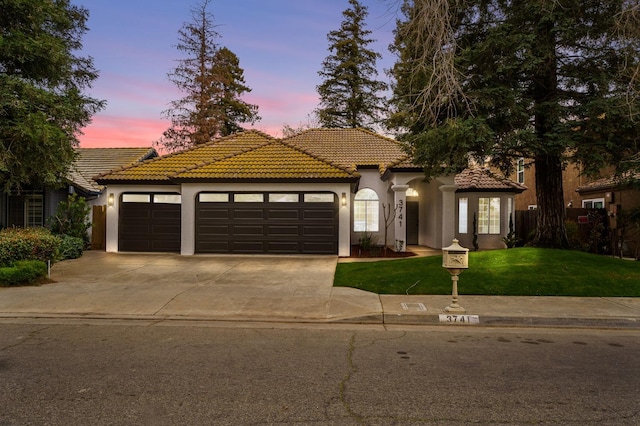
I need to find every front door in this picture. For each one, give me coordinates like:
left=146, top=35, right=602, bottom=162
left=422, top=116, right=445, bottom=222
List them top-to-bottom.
left=406, top=201, right=419, bottom=245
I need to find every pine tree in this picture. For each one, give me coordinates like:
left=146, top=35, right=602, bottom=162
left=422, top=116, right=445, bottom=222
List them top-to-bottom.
left=0, top=0, right=105, bottom=192
left=156, top=0, right=259, bottom=152
left=316, top=0, right=388, bottom=129
left=388, top=0, right=640, bottom=248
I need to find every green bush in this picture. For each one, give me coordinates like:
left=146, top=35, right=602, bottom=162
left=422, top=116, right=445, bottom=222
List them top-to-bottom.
left=48, top=193, right=91, bottom=245
left=0, top=227, right=61, bottom=266
left=58, top=234, right=84, bottom=260
left=0, top=260, right=48, bottom=286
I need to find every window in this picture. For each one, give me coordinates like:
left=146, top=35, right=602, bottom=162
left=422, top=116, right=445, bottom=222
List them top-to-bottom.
left=517, top=158, right=525, bottom=184
left=354, top=188, right=379, bottom=232
left=199, top=193, right=229, bottom=202
left=234, top=193, right=264, bottom=202
left=269, top=193, right=299, bottom=203
left=304, top=193, right=334, bottom=203
left=25, top=194, right=44, bottom=227
left=122, top=194, right=150, bottom=203
left=154, top=194, right=181, bottom=204
left=478, top=197, right=501, bottom=234
left=458, top=198, right=468, bottom=234
left=582, top=198, right=605, bottom=209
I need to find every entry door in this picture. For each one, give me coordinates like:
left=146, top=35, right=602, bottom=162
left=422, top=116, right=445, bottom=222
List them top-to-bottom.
left=406, top=201, right=419, bottom=245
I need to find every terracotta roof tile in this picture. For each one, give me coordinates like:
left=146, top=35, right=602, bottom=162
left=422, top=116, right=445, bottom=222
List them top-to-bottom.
left=284, top=128, right=417, bottom=171
left=97, top=130, right=358, bottom=183
left=95, top=131, right=272, bottom=182
left=455, top=168, right=527, bottom=192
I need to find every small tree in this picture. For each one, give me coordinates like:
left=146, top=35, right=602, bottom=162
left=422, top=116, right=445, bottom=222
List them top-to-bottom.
left=316, top=0, right=387, bottom=129
left=48, top=193, right=90, bottom=244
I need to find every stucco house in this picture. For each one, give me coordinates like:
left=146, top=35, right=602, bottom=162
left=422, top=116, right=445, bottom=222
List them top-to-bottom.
left=95, top=128, right=525, bottom=256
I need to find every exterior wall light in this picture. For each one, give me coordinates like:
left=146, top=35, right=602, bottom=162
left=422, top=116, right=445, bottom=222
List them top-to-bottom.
left=341, top=192, right=347, bottom=207
left=108, top=193, right=115, bottom=207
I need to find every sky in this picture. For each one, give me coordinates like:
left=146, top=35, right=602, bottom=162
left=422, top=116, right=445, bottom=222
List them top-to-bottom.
left=77, top=0, right=401, bottom=149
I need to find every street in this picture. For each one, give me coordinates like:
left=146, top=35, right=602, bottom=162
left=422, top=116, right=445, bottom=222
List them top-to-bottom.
left=1, top=320, right=638, bottom=425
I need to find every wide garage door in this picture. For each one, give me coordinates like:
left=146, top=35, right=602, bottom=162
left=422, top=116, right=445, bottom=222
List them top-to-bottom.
left=196, top=192, right=338, bottom=254
left=119, top=193, right=181, bottom=252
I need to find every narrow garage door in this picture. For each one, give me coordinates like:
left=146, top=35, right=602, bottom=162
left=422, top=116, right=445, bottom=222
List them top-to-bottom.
left=196, top=192, right=338, bottom=254
left=119, top=193, right=181, bottom=252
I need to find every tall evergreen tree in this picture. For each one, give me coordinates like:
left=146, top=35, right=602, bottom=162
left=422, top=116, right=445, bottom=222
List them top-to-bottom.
left=0, top=0, right=105, bottom=193
left=156, top=0, right=259, bottom=152
left=316, top=0, right=388, bottom=129
left=388, top=0, right=640, bottom=248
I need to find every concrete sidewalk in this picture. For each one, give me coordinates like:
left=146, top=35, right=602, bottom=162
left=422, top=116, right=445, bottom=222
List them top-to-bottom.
left=0, top=251, right=638, bottom=329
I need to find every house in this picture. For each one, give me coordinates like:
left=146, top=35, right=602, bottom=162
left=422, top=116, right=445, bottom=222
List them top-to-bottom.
left=95, top=128, right=525, bottom=256
left=0, top=148, right=157, bottom=246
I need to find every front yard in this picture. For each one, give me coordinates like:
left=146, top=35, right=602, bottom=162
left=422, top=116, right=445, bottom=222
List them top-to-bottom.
left=334, top=248, right=640, bottom=297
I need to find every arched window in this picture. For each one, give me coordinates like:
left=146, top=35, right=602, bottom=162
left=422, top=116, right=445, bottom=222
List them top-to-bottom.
left=354, top=188, right=379, bottom=232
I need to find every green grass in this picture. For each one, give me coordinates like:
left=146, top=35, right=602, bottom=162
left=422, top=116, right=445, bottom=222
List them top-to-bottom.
left=334, top=248, right=640, bottom=297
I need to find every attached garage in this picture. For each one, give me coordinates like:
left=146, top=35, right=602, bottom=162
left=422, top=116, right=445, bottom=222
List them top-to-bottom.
left=196, top=192, right=338, bottom=254
left=118, top=193, right=181, bottom=252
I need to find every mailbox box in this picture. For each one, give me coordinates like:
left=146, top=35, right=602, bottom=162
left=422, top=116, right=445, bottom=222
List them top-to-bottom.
left=442, top=239, right=469, bottom=269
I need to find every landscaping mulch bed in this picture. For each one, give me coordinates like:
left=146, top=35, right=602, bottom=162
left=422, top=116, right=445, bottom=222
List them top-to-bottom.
left=348, top=245, right=417, bottom=259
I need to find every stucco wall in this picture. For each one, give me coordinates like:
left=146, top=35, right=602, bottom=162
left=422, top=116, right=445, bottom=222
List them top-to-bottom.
left=456, top=192, right=515, bottom=250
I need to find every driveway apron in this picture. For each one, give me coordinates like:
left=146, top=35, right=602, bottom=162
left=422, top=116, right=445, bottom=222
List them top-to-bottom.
left=0, top=251, right=382, bottom=322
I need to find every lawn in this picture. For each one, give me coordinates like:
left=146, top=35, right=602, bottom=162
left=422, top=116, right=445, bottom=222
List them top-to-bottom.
left=334, top=248, right=640, bottom=297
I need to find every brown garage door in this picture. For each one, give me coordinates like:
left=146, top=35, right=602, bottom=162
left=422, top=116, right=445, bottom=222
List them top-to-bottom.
left=196, top=192, right=338, bottom=254
left=119, top=193, right=181, bottom=252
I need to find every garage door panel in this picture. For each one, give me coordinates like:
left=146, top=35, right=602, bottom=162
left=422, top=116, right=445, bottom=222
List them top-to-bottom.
left=198, top=209, right=229, bottom=220
left=233, top=209, right=263, bottom=220
left=267, top=209, right=300, bottom=220
left=303, top=209, right=335, bottom=220
left=199, top=225, right=230, bottom=236
left=233, top=225, right=264, bottom=236
left=267, top=225, right=300, bottom=236
left=303, top=225, right=336, bottom=236
left=197, top=241, right=230, bottom=252
left=232, top=241, right=265, bottom=253
left=303, top=241, right=336, bottom=254
left=268, top=242, right=300, bottom=253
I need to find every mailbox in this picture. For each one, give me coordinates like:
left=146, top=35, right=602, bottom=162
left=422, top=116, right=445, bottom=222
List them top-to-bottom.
left=442, top=239, right=469, bottom=269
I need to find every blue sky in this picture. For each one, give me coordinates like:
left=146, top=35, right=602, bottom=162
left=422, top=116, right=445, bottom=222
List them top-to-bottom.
left=78, top=0, right=400, bottom=148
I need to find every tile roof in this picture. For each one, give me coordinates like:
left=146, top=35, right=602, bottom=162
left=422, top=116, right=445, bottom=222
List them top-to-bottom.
left=284, top=128, right=417, bottom=171
left=96, top=130, right=359, bottom=183
left=68, top=147, right=157, bottom=193
left=455, top=168, right=527, bottom=192
left=576, top=171, right=640, bottom=192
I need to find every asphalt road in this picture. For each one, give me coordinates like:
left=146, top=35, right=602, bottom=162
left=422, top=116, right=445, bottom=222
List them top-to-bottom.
left=1, top=320, right=638, bottom=425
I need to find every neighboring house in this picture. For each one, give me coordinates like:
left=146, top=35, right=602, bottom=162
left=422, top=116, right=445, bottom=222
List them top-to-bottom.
left=96, top=128, right=525, bottom=256
left=0, top=148, right=157, bottom=246
left=510, top=156, right=640, bottom=255
left=511, top=157, right=640, bottom=212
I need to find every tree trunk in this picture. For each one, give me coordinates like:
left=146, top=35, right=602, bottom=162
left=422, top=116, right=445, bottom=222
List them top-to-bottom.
left=530, top=13, right=569, bottom=249
left=533, top=153, right=569, bottom=248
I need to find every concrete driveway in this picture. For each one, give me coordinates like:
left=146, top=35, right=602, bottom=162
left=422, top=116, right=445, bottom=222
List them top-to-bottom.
left=0, top=251, right=382, bottom=322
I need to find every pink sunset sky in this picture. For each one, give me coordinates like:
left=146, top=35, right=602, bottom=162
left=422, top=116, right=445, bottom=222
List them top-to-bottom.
left=78, top=0, right=399, bottom=150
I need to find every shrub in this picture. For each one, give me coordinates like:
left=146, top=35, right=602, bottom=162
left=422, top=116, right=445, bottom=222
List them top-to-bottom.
left=48, top=193, right=91, bottom=245
left=0, top=227, right=61, bottom=266
left=58, top=234, right=84, bottom=260
left=0, top=260, right=48, bottom=286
